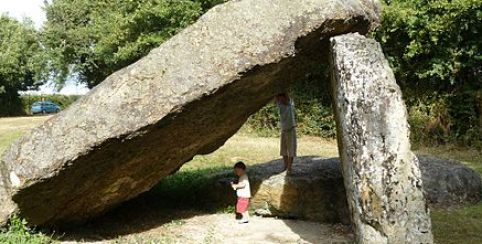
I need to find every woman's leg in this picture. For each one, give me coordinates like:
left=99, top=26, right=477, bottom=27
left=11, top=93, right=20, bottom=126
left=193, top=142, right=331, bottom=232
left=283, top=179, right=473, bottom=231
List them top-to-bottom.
left=286, top=129, right=296, bottom=174
left=283, top=155, right=289, bottom=171
left=286, top=156, right=293, bottom=173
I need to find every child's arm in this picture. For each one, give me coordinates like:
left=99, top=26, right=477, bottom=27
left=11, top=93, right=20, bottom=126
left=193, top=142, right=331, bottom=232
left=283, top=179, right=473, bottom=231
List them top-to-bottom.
left=231, top=181, right=246, bottom=189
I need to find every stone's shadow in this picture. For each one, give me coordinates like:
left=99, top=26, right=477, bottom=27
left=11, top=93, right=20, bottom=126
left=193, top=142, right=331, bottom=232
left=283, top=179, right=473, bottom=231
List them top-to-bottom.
left=53, top=155, right=481, bottom=242
left=55, top=156, right=351, bottom=242
left=56, top=192, right=202, bottom=241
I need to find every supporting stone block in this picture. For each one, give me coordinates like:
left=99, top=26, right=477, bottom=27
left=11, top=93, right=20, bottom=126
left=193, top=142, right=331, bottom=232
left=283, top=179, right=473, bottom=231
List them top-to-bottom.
left=330, top=33, right=433, bottom=243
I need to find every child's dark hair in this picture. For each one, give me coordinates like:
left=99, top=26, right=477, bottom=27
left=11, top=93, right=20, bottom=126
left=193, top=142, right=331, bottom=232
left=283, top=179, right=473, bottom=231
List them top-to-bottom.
left=234, top=161, right=246, bottom=170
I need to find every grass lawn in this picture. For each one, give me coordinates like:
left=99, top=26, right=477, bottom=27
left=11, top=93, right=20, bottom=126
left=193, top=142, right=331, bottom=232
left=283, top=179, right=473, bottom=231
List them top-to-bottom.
left=0, top=116, right=481, bottom=243
left=0, top=116, right=52, bottom=153
left=185, top=131, right=338, bottom=171
left=415, top=145, right=482, bottom=244
left=431, top=204, right=482, bottom=244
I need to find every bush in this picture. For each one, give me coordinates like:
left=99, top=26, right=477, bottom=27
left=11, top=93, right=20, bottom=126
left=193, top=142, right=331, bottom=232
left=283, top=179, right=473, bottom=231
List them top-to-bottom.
left=376, top=0, right=482, bottom=146
left=246, top=59, right=336, bottom=138
left=0, top=92, right=24, bottom=117
left=407, top=95, right=453, bottom=145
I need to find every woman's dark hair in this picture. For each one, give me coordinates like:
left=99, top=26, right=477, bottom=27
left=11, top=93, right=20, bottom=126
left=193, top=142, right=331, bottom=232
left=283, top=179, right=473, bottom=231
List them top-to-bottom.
left=234, top=161, right=246, bottom=170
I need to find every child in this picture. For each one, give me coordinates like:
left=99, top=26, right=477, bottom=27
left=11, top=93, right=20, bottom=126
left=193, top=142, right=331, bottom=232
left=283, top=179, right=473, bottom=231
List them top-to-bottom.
left=231, top=161, right=251, bottom=224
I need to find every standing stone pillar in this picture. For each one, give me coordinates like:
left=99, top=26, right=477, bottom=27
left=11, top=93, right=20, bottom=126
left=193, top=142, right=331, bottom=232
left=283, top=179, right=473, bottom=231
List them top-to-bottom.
left=330, top=33, right=433, bottom=243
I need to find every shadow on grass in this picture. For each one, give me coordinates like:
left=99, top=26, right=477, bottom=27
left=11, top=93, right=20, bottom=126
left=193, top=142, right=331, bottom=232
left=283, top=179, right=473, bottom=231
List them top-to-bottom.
left=52, top=155, right=482, bottom=243
left=56, top=157, right=353, bottom=243
left=56, top=167, right=234, bottom=242
left=56, top=193, right=202, bottom=241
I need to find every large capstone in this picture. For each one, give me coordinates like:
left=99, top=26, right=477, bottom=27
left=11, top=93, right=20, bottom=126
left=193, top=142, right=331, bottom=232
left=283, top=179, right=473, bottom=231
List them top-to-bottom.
left=0, top=0, right=381, bottom=226
left=330, top=33, right=434, bottom=243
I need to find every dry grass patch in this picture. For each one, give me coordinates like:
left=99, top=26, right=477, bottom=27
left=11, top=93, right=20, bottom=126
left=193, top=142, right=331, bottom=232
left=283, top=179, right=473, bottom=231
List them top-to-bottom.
left=0, top=116, right=51, bottom=154
left=184, top=133, right=338, bottom=171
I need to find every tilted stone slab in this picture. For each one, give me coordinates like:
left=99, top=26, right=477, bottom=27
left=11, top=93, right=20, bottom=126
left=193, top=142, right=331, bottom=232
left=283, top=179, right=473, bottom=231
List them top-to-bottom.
left=0, top=0, right=380, bottom=226
left=330, top=33, right=433, bottom=243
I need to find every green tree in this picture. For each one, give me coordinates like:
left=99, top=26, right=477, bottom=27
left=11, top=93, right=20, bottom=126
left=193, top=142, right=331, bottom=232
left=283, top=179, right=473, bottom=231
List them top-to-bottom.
left=43, top=0, right=224, bottom=88
left=376, top=0, right=482, bottom=144
left=377, top=0, right=481, bottom=90
left=0, top=16, right=46, bottom=116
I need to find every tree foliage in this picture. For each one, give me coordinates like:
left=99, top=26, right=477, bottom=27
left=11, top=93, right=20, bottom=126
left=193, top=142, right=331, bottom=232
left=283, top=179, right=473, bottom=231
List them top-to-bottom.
left=3, top=0, right=480, bottom=144
left=43, top=0, right=225, bottom=88
left=375, top=0, right=482, bottom=145
left=376, top=0, right=481, bottom=91
left=0, top=16, right=46, bottom=116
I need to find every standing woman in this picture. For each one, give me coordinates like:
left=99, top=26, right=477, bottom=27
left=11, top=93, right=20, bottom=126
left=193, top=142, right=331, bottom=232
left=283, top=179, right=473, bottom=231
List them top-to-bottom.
left=275, top=93, right=297, bottom=174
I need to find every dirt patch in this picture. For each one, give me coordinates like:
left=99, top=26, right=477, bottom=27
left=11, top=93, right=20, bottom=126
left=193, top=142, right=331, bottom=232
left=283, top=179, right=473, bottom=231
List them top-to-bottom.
left=55, top=191, right=352, bottom=243
left=61, top=213, right=353, bottom=244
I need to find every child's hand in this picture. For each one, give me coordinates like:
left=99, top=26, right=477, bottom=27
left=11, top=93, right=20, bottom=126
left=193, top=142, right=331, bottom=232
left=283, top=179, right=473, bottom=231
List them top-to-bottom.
left=230, top=182, right=236, bottom=190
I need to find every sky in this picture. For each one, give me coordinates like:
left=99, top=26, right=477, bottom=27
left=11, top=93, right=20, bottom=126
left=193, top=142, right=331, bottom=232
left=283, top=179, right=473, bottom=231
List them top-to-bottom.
left=1, top=0, right=89, bottom=95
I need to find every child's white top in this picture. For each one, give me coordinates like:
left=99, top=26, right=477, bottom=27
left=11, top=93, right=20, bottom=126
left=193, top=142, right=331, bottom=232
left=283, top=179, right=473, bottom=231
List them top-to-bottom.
left=237, top=174, right=251, bottom=198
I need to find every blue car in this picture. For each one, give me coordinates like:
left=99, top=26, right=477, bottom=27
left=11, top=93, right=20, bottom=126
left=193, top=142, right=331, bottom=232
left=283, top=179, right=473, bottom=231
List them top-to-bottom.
left=31, top=101, right=61, bottom=114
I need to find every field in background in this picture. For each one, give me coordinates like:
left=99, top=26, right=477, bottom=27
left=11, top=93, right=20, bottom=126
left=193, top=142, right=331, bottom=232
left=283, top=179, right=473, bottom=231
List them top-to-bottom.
left=0, top=116, right=481, bottom=243
left=0, top=116, right=52, bottom=153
